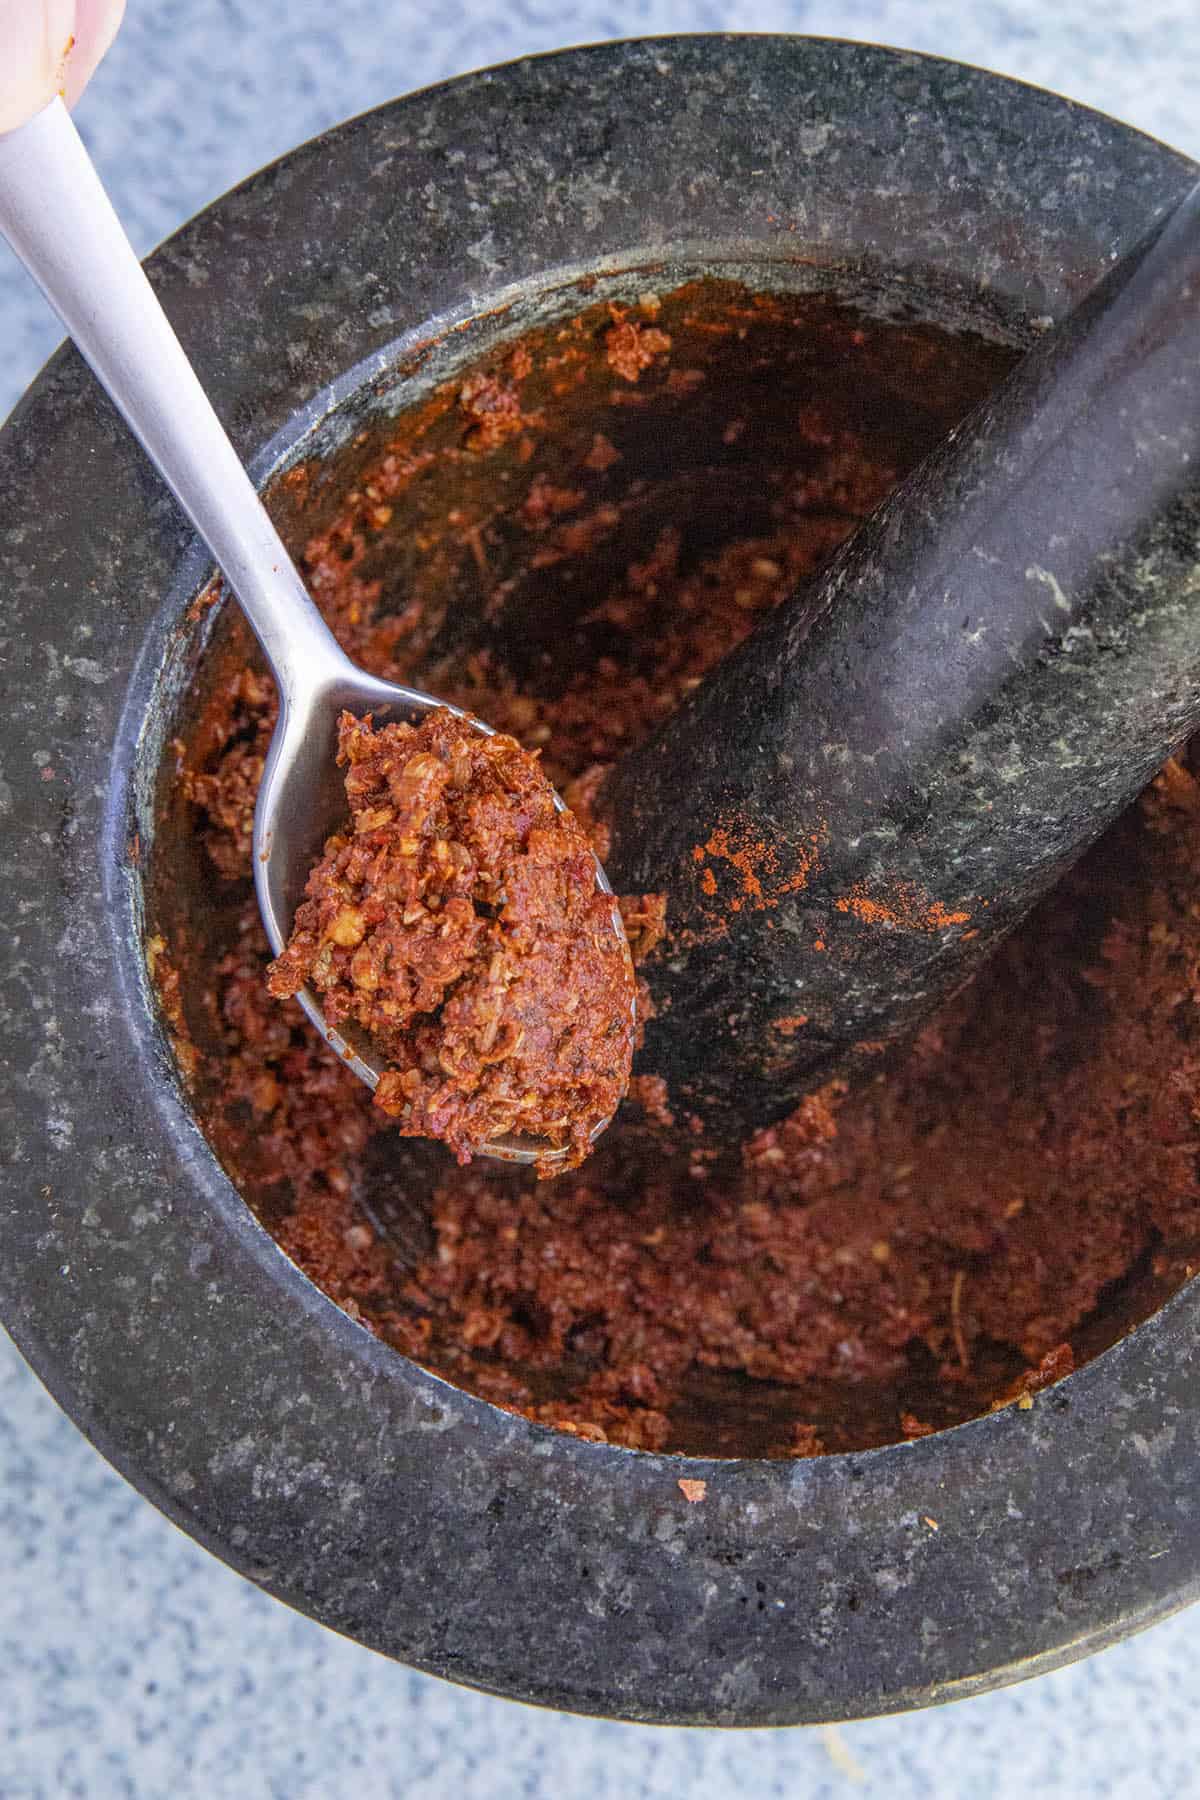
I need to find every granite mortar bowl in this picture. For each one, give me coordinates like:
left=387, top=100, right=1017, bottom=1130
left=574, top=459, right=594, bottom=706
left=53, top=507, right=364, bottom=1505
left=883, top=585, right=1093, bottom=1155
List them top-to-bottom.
left=3, top=37, right=1200, bottom=1727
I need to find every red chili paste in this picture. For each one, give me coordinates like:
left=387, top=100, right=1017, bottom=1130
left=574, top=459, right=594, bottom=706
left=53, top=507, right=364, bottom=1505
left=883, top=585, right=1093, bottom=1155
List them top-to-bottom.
left=266, top=708, right=635, bottom=1172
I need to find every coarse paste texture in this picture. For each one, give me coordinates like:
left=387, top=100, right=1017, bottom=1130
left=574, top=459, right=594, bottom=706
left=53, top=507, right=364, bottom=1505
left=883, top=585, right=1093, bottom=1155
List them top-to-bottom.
left=171, top=286, right=1200, bottom=1457
left=266, top=708, right=636, bottom=1171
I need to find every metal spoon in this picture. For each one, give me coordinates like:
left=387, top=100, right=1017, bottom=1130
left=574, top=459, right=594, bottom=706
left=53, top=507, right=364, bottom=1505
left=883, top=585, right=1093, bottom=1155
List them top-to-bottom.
left=0, top=97, right=629, bottom=1166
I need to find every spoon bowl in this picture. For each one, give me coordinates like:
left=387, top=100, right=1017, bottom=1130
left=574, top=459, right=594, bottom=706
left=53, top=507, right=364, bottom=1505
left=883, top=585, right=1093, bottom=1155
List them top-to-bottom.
left=255, top=657, right=627, bottom=1166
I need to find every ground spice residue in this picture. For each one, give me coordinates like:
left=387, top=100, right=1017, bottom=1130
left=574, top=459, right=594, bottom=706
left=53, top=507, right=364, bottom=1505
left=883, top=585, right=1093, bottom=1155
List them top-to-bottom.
left=167, top=288, right=1200, bottom=1456
left=604, top=305, right=672, bottom=383
left=458, top=370, right=535, bottom=452
left=266, top=709, right=637, bottom=1173
left=692, top=816, right=823, bottom=925
left=834, top=882, right=972, bottom=931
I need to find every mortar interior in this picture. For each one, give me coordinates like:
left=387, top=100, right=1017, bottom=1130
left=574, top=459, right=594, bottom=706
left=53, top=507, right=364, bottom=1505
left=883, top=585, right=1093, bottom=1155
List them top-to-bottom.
left=144, top=270, right=1200, bottom=1458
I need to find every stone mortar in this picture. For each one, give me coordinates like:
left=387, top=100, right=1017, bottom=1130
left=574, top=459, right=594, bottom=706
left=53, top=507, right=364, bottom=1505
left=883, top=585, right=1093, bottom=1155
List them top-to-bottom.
left=1, top=38, right=1198, bottom=1725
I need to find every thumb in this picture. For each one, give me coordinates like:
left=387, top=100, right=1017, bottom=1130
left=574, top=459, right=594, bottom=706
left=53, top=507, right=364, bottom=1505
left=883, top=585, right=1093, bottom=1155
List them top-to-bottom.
left=0, top=0, right=126, bottom=136
left=61, top=0, right=126, bottom=110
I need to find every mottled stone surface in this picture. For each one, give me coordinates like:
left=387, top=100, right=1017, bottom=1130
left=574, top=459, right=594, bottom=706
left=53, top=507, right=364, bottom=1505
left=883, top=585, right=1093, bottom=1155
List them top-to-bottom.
left=5, top=4, right=1200, bottom=1784
left=605, top=180, right=1200, bottom=1136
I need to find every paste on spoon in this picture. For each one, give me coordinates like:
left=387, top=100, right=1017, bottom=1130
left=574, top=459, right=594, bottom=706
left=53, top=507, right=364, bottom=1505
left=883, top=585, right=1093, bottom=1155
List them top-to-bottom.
left=267, top=708, right=636, bottom=1172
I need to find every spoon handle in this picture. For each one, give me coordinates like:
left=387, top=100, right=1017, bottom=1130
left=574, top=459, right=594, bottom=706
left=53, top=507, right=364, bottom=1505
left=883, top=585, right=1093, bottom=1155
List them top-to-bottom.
left=0, top=98, right=347, bottom=704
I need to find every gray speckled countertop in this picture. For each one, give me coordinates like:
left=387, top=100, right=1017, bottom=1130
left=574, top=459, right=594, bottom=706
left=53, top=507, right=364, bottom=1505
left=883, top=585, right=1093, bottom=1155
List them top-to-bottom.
left=5, top=3, right=1200, bottom=1794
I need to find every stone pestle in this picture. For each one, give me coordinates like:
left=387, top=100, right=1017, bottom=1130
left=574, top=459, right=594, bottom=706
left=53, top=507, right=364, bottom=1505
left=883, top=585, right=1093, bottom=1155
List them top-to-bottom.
left=600, top=181, right=1200, bottom=1142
